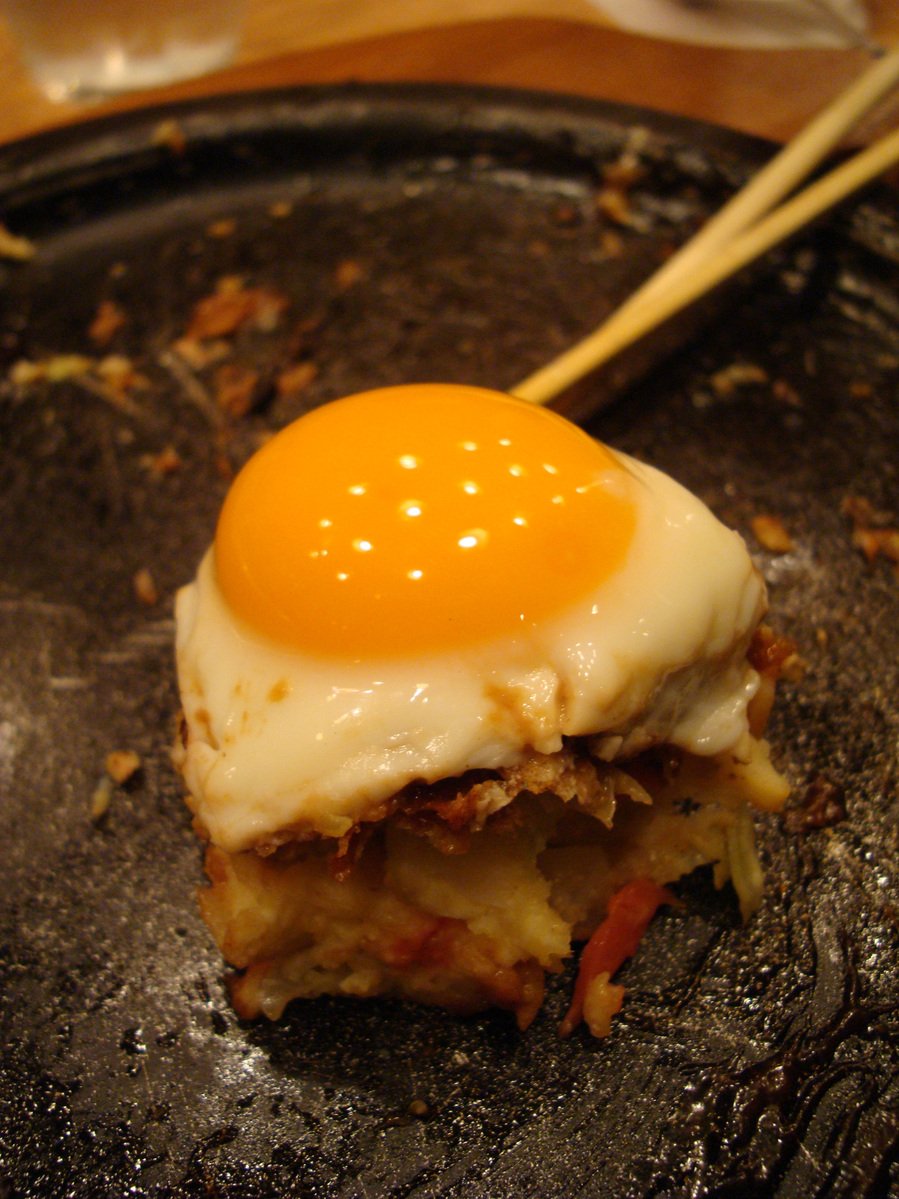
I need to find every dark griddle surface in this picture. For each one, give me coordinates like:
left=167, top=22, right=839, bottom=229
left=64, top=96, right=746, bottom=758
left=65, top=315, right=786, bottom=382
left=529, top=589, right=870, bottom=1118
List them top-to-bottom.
left=0, top=85, right=897, bottom=1198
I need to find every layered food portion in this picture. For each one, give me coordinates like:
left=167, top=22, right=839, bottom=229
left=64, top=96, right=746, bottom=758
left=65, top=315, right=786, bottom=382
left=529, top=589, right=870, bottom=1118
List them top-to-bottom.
left=174, top=384, right=789, bottom=1036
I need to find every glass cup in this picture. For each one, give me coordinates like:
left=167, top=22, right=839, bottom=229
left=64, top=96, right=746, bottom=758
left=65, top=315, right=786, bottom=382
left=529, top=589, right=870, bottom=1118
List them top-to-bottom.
left=2, top=0, right=245, bottom=101
left=586, top=0, right=873, bottom=50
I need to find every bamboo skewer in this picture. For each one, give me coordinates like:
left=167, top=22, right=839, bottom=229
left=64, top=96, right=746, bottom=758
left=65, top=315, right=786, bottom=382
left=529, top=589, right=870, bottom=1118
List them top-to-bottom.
left=615, top=46, right=899, bottom=316
left=512, top=48, right=899, bottom=407
left=513, top=126, right=899, bottom=406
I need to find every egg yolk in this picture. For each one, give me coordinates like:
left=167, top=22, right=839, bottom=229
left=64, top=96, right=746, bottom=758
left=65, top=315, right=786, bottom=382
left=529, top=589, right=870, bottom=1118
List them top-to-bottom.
left=214, top=384, right=637, bottom=656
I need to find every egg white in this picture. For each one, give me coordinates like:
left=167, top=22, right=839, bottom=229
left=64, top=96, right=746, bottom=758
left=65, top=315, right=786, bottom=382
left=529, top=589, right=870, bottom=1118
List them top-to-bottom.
left=174, top=451, right=765, bottom=853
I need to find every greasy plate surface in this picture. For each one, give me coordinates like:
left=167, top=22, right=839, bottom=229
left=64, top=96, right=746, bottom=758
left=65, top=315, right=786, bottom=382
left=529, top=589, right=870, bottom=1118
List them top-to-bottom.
left=0, top=85, right=897, bottom=1198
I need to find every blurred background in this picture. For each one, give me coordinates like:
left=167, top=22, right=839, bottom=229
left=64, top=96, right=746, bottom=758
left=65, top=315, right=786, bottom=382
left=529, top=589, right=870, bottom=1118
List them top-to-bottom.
left=0, top=0, right=897, bottom=145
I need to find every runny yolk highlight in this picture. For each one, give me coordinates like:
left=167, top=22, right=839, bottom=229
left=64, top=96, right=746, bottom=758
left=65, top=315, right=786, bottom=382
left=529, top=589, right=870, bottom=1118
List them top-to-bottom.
left=214, top=384, right=637, bottom=656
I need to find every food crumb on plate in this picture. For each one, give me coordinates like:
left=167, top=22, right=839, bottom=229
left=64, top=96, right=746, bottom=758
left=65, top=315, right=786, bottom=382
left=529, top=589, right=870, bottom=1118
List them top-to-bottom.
left=151, top=118, right=187, bottom=155
left=206, top=218, right=237, bottom=240
left=0, top=221, right=36, bottom=261
left=334, top=259, right=365, bottom=290
left=185, top=276, right=289, bottom=342
left=88, top=300, right=127, bottom=346
left=171, top=336, right=232, bottom=371
left=9, top=354, right=92, bottom=386
left=276, top=361, right=317, bottom=399
left=710, top=361, right=768, bottom=397
left=213, top=362, right=260, bottom=419
left=772, top=378, right=802, bottom=406
left=139, top=445, right=182, bottom=477
left=841, top=494, right=899, bottom=578
left=751, top=514, right=795, bottom=554
left=133, top=567, right=159, bottom=606
left=105, top=749, right=142, bottom=784
left=92, top=751, right=142, bottom=821
left=90, top=775, right=114, bottom=822
left=784, top=775, right=847, bottom=833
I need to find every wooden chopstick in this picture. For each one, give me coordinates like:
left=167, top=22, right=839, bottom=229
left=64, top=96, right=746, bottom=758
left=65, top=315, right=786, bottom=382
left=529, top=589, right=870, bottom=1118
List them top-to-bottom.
left=614, top=46, right=899, bottom=316
left=512, top=48, right=899, bottom=407
left=513, top=126, right=899, bottom=407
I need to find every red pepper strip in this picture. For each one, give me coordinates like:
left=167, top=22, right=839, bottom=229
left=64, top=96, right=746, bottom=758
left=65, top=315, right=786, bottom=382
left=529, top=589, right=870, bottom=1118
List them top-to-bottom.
left=559, top=878, right=675, bottom=1038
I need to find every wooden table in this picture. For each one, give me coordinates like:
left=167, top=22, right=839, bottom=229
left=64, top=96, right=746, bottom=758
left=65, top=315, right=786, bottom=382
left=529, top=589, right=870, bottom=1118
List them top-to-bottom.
left=0, top=1, right=897, bottom=149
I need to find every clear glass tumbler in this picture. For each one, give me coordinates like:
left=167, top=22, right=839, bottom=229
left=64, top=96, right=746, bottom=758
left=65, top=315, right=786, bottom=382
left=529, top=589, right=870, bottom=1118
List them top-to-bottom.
left=2, top=0, right=245, bottom=101
left=585, top=0, right=874, bottom=50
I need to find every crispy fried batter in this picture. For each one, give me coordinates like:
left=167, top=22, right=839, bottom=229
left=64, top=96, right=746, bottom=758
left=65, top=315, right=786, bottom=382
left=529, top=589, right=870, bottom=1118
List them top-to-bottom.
left=323, top=744, right=653, bottom=872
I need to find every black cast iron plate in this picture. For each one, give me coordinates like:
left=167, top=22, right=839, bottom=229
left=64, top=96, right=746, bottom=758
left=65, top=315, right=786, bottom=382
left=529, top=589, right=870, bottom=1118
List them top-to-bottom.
left=0, top=85, right=897, bottom=1198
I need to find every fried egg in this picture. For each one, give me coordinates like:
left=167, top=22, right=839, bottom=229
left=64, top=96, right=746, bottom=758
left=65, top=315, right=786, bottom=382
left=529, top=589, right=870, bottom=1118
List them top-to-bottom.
left=175, top=383, right=765, bottom=853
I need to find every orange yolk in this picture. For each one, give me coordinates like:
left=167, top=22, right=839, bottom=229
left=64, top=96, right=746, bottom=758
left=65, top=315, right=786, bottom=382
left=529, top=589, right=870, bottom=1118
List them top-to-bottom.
left=214, top=384, right=637, bottom=656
